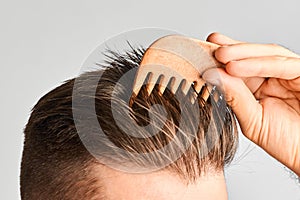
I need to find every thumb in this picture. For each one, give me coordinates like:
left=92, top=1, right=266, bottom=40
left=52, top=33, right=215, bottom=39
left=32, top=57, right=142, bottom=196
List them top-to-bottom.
left=202, top=68, right=263, bottom=142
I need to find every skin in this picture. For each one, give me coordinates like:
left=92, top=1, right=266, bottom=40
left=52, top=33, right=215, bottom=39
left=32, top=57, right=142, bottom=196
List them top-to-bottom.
left=202, top=32, right=300, bottom=176
left=82, top=34, right=300, bottom=199
left=94, top=165, right=228, bottom=200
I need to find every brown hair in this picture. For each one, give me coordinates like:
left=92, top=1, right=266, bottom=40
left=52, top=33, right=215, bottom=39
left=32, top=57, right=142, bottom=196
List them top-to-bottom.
left=20, top=47, right=238, bottom=199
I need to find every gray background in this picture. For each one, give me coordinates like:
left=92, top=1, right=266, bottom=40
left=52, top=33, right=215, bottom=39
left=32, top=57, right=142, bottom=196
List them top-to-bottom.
left=1, top=0, right=300, bottom=199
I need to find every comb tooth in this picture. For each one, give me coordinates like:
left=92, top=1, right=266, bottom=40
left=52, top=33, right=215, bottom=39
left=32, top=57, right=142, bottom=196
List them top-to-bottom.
left=132, top=70, right=151, bottom=96
left=146, top=72, right=161, bottom=96
left=158, top=74, right=170, bottom=95
left=169, top=77, right=181, bottom=94
left=193, top=79, right=206, bottom=94
left=180, top=80, right=190, bottom=95
left=189, top=83, right=198, bottom=104
left=201, top=84, right=210, bottom=102
left=190, top=95, right=197, bottom=104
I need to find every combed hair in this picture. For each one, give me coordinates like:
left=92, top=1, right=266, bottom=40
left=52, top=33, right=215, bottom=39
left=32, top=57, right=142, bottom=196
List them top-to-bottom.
left=20, top=46, right=238, bottom=199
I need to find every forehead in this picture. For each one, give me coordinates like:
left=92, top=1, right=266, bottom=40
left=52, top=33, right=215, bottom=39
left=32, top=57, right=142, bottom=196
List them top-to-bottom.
left=94, top=165, right=227, bottom=200
left=102, top=170, right=184, bottom=200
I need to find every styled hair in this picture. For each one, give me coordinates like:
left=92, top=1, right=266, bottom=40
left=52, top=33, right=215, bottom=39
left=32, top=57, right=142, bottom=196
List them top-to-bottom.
left=20, top=46, right=238, bottom=199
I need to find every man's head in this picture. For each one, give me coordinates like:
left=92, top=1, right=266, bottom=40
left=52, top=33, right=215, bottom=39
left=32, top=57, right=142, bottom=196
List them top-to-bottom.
left=20, top=47, right=238, bottom=200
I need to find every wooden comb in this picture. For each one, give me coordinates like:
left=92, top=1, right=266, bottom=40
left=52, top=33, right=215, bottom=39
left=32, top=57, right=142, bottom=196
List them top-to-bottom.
left=131, top=35, right=222, bottom=104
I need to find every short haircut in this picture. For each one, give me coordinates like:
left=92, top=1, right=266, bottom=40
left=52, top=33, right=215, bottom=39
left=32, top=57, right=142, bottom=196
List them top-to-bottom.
left=20, top=46, right=238, bottom=199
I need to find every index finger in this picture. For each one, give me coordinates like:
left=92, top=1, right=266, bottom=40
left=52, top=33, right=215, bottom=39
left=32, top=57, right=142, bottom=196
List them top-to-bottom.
left=226, top=56, right=300, bottom=80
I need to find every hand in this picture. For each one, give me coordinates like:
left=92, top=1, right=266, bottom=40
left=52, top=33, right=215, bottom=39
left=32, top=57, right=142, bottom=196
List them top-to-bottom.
left=202, top=33, right=300, bottom=176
